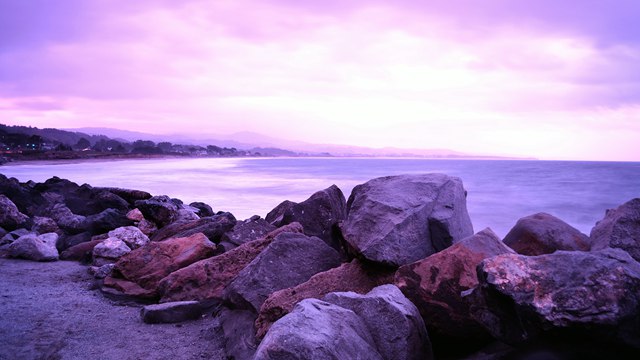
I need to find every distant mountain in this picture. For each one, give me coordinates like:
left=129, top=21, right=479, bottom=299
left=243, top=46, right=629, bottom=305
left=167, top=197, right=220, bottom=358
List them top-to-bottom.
left=2, top=124, right=110, bottom=146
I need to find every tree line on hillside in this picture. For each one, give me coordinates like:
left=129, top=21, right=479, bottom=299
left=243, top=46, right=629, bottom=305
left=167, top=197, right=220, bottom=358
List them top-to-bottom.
left=0, top=124, right=254, bottom=158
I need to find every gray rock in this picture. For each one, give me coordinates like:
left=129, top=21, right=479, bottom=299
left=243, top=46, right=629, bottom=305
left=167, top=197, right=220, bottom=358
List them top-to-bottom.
left=340, top=174, right=474, bottom=267
left=265, top=185, right=347, bottom=248
left=95, top=187, right=152, bottom=205
left=0, top=194, right=29, bottom=231
left=134, top=195, right=180, bottom=228
left=590, top=198, right=640, bottom=262
left=189, top=202, right=214, bottom=217
left=46, top=203, right=87, bottom=234
left=83, top=208, right=133, bottom=235
left=150, top=212, right=236, bottom=242
left=503, top=212, right=591, bottom=255
left=31, top=216, right=59, bottom=234
left=219, top=216, right=276, bottom=247
left=108, top=226, right=149, bottom=249
left=0, top=228, right=31, bottom=246
left=224, top=232, right=342, bottom=312
left=7, top=233, right=59, bottom=261
left=92, top=238, right=131, bottom=265
left=471, top=248, right=640, bottom=348
left=89, top=263, right=115, bottom=279
left=324, top=285, right=433, bottom=360
left=254, top=298, right=383, bottom=360
left=140, top=301, right=203, bottom=324
left=217, top=308, right=259, bottom=360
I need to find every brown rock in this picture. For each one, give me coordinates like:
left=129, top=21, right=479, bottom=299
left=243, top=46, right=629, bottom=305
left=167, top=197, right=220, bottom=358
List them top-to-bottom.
left=126, top=208, right=144, bottom=222
left=503, top=212, right=591, bottom=255
left=158, top=222, right=304, bottom=303
left=395, top=228, right=513, bottom=339
left=113, top=232, right=216, bottom=292
left=60, top=239, right=105, bottom=261
left=255, top=259, right=394, bottom=338
left=103, top=276, right=156, bottom=299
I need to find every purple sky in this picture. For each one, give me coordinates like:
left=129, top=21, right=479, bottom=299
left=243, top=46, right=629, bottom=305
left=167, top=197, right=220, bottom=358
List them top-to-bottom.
left=1, top=0, right=639, bottom=160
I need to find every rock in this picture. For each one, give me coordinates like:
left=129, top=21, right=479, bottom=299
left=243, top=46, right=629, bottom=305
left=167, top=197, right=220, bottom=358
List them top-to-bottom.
left=0, top=174, right=49, bottom=216
left=340, top=174, right=474, bottom=267
left=95, top=187, right=152, bottom=205
left=0, top=194, right=29, bottom=231
left=134, top=195, right=180, bottom=228
left=591, top=198, right=640, bottom=262
left=264, top=200, right=296, bottom=226
left=189, top=202, right=214, bottom=217
left=46, top=203, right=87, bottom=234
left=83, top=208, right=133, bottom=235
left=126, top=208, right=144, bottom=222
left=176, top=208, right=200, bottom=222
left=150, top=212, right=236, bottom=242
left=503, top=213, right=591, bottom=255
left=31, top=216, right=59, bottom=234
left=219, top=216, right=276, bottom=247
left=137, top=219, right=157, bottom=236
left=158, top=222, right=304, bottom=303
left=108, top=226, right=149, bottom=249
left=0, top=228, right=31, bottom=246
left=395, top=228, right=514, bottom=339
left=57, top=231, right=93, bottom=251
left=223, top=232, right=342, bottom=312
left=7, top=233, right=59, bottom=261
left=114, top=233, right=216, bottom=292
left=60, top=238, right=105, bottom=262
left=92, top=238, right=131, bottom=265
left=470, top=248, right=640, bottom=348
left=256, top=259, right=395, bottom=338
left=89, top=263, right=115, bottom=279
left=102, top=276, right=156, bottom=299
left=324, top=284, right=433, bottom=360
left=254, top=298, right=383, bottom=360
left=140, top=301, right=203, bottom=324
left=217, top=308, right=259, bottom=360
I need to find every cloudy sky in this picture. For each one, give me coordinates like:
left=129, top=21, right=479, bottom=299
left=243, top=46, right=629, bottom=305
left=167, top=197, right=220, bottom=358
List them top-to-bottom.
left=1, top=0, right=639, bottom=160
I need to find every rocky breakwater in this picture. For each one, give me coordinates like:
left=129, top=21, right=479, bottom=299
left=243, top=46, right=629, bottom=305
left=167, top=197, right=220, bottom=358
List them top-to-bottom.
left=1, top=172, right=640, bottom=359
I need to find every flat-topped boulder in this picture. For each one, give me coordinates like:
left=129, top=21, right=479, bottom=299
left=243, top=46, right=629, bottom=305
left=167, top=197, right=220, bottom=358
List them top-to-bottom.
left=340, top=174, right=474, bottom=267
left=590, top=198, right=640, bottom=262
left=503, top=212, right=591, bottom=255
left=395, top=228, right=513, bottom=340
left=223, top=232, right=342, bottom=312
left=471, top=248, right=640, bottom=348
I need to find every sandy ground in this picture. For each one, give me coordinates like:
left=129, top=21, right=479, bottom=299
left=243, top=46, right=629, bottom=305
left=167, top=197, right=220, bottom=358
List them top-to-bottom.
left=0, top=259, right=225, bottom=360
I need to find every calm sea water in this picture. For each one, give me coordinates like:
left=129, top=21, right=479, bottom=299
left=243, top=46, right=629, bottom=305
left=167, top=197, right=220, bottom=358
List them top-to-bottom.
left=1, top=158, right=638, bottom=238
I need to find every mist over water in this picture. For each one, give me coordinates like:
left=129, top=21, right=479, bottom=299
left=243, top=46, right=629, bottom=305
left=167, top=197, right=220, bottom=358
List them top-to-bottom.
left=2, top=158, right=639, bottom=238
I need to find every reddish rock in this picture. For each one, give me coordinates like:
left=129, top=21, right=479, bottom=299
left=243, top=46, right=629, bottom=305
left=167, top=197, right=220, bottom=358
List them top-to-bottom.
left=126, top=208, right=144, bottom=222
left=150, top=212, right=236, bottom=242
left=503, top=213, right=591, bottom=255
left=158, top=222, right=304, bottom=303
left=395, top=228, right=513, bottom=339
left=113, top=232, right=217, bottom=292
left=60, top=239, right=105, bottom=261
left=255, top=259, right=395, bottom=338
left=103, top=276, right=156, bottom=299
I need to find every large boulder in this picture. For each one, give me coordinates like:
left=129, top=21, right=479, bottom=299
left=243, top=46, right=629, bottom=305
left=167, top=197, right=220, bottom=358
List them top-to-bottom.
left=0, top=174, right=49, bottom=216
left=340, top=174, right=474, bottom=267
left=265, top=185, right=347, bottom=248
left=95, top=187, right=152, bottom=205
left=0, top=194, right=29, bottom=231
left=134, top=195, right=180, bottom=228
left=590, top=198, right=640, bottom=262
left=189, top=202, right=214, bottom=217
left=45, top=203, right=87, bottom=234
left=83, top=208, right=133, bottom=235
left=150, top=212, right=236, bottom=242
left=503, top=212, right=591, bottom=255
left=219, top=215, right=276, bottom=249
left=31, top=216, right=59, bottom=234
left=158, top=222, right=304, bottom=303
left=107, top=226, right=149, bottom=249
left=395, top=228, right=514, bottom=339
left=57, top=231, right=93, bottom=251
left=113, top=232, right=216, bottom=292
left=223, top=232, right=342, bottom=312
left=7, top=233, right=59, bottom=261
left=92, top=237, right=131, bottom=266
left=60, top=238, right=105, bottom=262
left=470, top=248, right=640, bottom=348
left=256, top=259, right=395, bottom=338
left=324, top=285, right=433, bottom=360
left=254, top=298, right=383, bottom=360
left=217, top=308, right=260, bottom=360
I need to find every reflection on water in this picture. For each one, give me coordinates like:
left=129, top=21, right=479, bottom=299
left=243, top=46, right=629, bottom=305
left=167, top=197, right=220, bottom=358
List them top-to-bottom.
left=2, top=158, right=639, bottom=238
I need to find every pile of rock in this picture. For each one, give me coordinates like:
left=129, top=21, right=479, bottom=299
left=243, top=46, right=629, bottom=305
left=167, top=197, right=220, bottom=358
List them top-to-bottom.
left=1, top=172, right=639, bottom=359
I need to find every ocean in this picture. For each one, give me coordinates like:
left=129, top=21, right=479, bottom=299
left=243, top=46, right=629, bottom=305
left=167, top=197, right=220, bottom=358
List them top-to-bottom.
left=1, top=157, right=638, bottom=238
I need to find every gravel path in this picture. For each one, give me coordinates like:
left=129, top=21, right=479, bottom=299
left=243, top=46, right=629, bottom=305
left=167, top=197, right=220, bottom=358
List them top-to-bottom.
left=0, top=259, right=225, bottom=360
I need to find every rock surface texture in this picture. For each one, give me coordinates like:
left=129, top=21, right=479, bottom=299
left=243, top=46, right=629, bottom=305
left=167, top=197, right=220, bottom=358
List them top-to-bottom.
left=340, top=174, right=474, bottom=267
left=0, top=194, right=29, bottom=231
left=590, top=198, right=640, bottom=262
left=503, top=212, right=591, bottom=255
left=395, top=228, right=513, bottom=339
left=8, top=233, right=59, bottom=261
left=471, top=248, right=640, bottom=348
